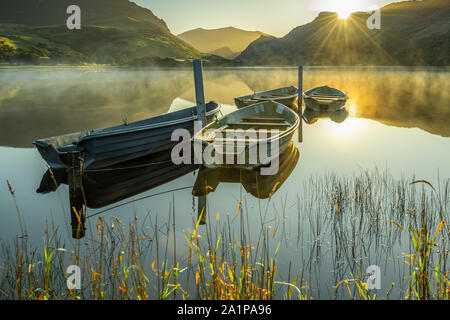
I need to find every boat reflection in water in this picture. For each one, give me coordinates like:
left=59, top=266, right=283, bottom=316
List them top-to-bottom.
left=302, top=107, right=349, bottom=125
left=37, top=142, right=299, bottom=238
left=192, top=142, right=299, bottom=221
left=37, top=150, right=198, bottom=238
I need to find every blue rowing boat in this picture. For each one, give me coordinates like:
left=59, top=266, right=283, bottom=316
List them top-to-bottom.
left=33, top=101, right=220, bottom=169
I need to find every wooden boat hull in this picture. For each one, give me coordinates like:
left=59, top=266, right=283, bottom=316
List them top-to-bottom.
left=235, top=86, right=299, bottom=112
left=302, top=86, right=348, bottom=112
left=193, top=101, right=299, bottom=170
left=33, top=102, right=221, bottom=169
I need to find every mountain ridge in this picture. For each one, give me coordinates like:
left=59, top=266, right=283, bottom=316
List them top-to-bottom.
left=0, top=0, right=203, bottom=65
left=0, top=0, right=169, bottom=31
left=236, top=0, right=450, bottom=66
left=178, top=27, right=272, bottom=59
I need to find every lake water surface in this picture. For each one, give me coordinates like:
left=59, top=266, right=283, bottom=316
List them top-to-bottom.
left=0, top=67, right=449, bottom=299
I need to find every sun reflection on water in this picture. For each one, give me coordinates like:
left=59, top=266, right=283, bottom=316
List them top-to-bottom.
left=323, top=117, right=366, bottom=141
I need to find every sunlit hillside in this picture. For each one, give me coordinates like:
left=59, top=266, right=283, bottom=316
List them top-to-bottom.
left=0, top=0, right=202, bottom=65
left=237, top=0, right=450, bottom=66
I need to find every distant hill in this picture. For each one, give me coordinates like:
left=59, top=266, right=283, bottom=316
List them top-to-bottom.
left=0, top=0, right=202, bottom=65
left=236, top=0, right=450, bottom=66
left=178, top=27, right=271, bottom=59
left=209, top=47, right=240, bottom=60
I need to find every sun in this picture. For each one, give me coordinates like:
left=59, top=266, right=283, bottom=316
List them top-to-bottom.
left=312, top=0, right=371, bottom=20
left=338, top=10, right=352, bottom=19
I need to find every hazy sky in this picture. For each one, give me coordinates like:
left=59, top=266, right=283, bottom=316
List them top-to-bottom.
left=133, top=0, right=402, bottom=36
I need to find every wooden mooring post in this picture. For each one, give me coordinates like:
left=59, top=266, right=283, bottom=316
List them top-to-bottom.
left=193, top=59, right=208, bottom=224
left=193, top=59, right=207, bottom=127
left=298, top=66, right=303, bottom=143
left=68, top=151, right=85, bottom=239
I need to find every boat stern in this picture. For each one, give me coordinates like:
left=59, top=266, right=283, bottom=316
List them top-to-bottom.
left=33, top=140, right=69, bottom=169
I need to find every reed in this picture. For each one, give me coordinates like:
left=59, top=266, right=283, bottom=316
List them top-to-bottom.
left=0, top=170, right=448, bottom=300
left=326, top=175, right=449, bottom=300
left=403, top=181, right=449, bottom=300
left=0, top=198, right=301, bottom=300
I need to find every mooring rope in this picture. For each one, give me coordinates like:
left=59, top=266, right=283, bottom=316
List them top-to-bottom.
left=82, top=159, right=175, bottom=172
left=85, top=185, right=195, bottom=219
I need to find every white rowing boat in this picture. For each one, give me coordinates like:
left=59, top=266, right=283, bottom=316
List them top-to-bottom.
left=235, top=86, right=299, bottom=112
left=302, top=86, right=348, bottom=112
left=193, top=101, right=299, bottom=170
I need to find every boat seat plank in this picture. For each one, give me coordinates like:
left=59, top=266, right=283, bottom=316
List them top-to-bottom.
left=260, top=94, right=286, bottom=98
left=308, top=96, right=343, bottom=100
left=246, top=98, right=264, bottom=102
left=242, top=117, right=285, bottom=122
left=227, top=122, right=290, bottom=128
left=206, top=129, right=279, bottom=142
left=219, top=129, right=275, bottom=133
left=206, top=137, right=262, bottom=143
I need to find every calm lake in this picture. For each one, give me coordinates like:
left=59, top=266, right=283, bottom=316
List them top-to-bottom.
left=0, top=66, right=449, bottom=299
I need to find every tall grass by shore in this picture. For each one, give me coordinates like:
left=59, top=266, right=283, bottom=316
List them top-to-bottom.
left=0, top=170, right=448, bottom=300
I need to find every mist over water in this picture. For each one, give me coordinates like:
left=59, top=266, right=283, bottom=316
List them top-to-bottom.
left=0, top=66, right=449, bottom=300
left=0, top=67, right=449, bottom=147
left=0, top=68, right=193, bottom=147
